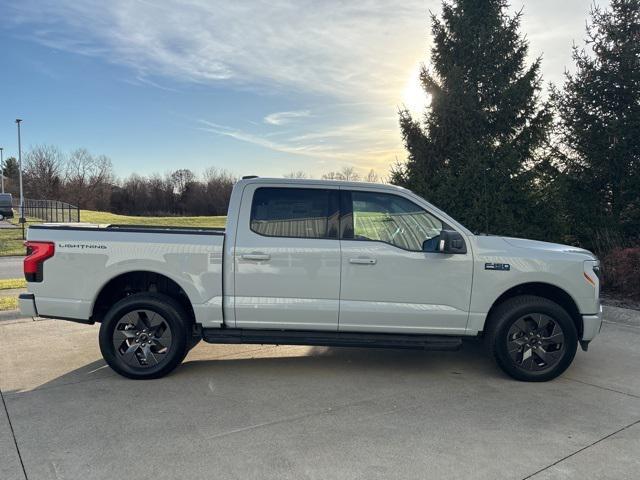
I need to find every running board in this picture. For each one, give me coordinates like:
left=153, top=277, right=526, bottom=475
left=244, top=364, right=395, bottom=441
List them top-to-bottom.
left=201, top=328, right=462, bottom=351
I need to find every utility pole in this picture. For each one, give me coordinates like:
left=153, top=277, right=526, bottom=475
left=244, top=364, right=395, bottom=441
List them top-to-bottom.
left=16, top=119, right=25, bottom=239
left=0, top=147, right=4, bottom=194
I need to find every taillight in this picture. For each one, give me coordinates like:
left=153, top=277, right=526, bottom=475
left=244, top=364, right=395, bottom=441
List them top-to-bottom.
left=24, top=241, right=55, bottom=282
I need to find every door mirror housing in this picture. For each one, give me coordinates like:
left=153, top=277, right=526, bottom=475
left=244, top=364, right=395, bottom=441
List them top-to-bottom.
left=424, top=229, right=467, bottom=254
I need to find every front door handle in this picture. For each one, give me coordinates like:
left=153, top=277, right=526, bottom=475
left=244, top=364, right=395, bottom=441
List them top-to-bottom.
left=241, top=252, right=271, bottom=261
left=349, top=257, right=377, bottom=265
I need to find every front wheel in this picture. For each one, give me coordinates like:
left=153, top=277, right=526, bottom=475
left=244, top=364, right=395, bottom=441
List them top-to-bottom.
left=99, top=293, right=191, bottom=379
left=485, top=295, right=578, bottom=382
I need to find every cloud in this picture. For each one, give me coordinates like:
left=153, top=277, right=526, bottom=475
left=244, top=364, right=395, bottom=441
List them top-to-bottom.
left=2, top=0, right=605, bottom=173
left=3, top=0, right=428, bottom=103
left=3, top=0, right=424, bottom=173
left=264, top=110, right=311, bottom=126
left=199, top=118, right=401, bottom=173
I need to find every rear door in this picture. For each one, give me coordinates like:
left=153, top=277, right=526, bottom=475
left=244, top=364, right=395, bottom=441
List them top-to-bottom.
left=234, top=184, right=341, bottom=330
left=338, top=189, right=473, bottom=334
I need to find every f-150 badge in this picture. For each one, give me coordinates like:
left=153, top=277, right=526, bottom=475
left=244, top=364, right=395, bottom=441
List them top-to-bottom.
left=485, top=263, right=510, bottom=271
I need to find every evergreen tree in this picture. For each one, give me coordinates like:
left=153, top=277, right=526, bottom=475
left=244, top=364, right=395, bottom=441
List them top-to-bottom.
left=392, top=0, right=554, bottom=238
left=554, top=0, right=640, bottom=249
left=3, top=157, right=19, bottom=182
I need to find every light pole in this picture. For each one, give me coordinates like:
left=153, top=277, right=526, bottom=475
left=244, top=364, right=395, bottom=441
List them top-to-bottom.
left=15, top=119, right=25, bottom=238
left=0, top=147, right=3, bottom=194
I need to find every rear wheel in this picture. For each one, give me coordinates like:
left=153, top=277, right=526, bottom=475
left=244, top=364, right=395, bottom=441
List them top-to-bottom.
left=99, top=293, right=191, bottom=379
left=485, top=295, right=578, bottom=382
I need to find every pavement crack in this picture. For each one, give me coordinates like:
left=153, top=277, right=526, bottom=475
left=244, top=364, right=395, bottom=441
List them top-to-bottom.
left=562, top=376, right=640, bottom=400
left=0, top=386, right=28, bottom=480
left=204, top=392, right=401, bottom=441
left=521, top=418, right=640, bottom=479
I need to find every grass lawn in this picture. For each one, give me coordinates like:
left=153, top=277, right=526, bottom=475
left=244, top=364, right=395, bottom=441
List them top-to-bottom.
left=0, top=210, right=227, bottom=256
left=81, top=210, right=227, bottom=228
left=0, top=216, right=29, bottom=256
left=0, top=232, right=26, bottom=256
left=0, top=278, right=26, bottom=290
left=0, top=278, right=26, bottom=312
left=0, top=296, right=18, bottom=311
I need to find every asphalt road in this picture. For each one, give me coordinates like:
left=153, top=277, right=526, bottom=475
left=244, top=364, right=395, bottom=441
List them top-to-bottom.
left=0, top=256, right=23, bottom=279
left=1, top=317, right=639, bottom=480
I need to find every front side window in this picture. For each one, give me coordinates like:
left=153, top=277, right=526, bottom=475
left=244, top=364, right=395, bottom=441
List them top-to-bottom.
left=250, top=187, right=336, bottom=239
left=349, top=191, right=442, bottom=251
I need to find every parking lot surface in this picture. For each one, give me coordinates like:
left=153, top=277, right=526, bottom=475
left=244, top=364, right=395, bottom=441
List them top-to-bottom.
left=1, top=317, right=639, bottom=480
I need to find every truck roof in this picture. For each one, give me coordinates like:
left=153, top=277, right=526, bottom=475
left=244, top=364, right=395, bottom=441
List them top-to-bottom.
left=238, top=177, right=408, bottom=191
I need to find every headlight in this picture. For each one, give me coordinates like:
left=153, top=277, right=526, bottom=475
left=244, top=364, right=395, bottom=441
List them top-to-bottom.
left=592, top=264, right=601, bottom=281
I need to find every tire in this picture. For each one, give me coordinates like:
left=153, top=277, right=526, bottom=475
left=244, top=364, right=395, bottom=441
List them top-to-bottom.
left=99, top=293, right=191, bottom=379
left=485, top=295, right=578, bottom=382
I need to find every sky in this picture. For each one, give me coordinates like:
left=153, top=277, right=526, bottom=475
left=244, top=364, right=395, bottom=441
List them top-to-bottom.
left=0, top=0, right=605, bottom=180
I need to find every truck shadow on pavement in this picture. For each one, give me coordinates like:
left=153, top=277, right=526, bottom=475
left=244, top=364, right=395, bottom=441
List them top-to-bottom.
left=18, top=338, right=502, bottom=396
left=181, top=339, right=496, bottom=378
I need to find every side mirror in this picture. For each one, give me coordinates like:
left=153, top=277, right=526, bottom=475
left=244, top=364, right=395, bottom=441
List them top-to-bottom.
left=424, top=229, right=467, bottom=254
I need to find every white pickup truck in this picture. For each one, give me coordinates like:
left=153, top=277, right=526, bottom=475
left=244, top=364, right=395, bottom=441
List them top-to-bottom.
left=19, top=177, right=602, bottom=381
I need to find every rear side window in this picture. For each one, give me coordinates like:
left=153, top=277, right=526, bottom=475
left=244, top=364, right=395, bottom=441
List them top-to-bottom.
left=250, top=187, right=337, bottom=239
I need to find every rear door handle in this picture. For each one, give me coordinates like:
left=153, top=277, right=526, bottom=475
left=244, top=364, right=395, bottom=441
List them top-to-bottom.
left=241, top=252, right=271, bottom=261
left=349, top=257, right=377, bottom=265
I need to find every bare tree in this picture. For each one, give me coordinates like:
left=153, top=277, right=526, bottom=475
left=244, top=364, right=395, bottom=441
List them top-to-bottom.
left=19, top=145, right=239, bottom=215
left=24, top=145, right=64, bottom=199
left=64, top=149, right=113, bottom=209
left=322, top=166, right=361, bottom=181
left=339, top=166, right=360, bottom=181
left=203, top=167, right=236, bottom=215
left=203, top=167, right=235, bottom=185
left=170, top=169, right=196, bottom=196
left=365, top=169, right=380, bottom=183
left=283, top=171, right=307, bottom=179
left=321, top=171, right=342, bottom=180
left=147, top=173, right=175, bottom=214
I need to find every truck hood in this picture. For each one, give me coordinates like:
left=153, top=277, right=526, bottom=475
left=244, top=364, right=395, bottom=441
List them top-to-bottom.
left=501, top=236, right=596, bottom=259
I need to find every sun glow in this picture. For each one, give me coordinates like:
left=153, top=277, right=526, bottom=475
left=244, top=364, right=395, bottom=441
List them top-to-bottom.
left=402, top=63, right=430, bottom=116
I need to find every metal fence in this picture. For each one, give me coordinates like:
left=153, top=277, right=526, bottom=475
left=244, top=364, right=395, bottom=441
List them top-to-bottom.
left=13, top=198, right=80, bottom=223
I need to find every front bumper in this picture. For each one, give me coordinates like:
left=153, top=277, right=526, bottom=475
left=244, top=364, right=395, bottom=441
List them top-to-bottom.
left=19, top=293, right=38, bottom=317
left=582, top=305, right=603, bottom=341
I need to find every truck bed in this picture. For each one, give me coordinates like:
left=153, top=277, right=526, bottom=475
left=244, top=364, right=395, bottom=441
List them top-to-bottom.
left=26, top=223, right=226, bottom=327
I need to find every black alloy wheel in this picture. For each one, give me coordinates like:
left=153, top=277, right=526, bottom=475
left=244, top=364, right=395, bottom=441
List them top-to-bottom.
left=99, top=293, right=190, bottom=379
left=486, top=295, right=578, bottom=382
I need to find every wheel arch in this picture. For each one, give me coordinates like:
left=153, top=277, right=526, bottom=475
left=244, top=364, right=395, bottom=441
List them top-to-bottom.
left=91, top=270, right=195, bottom=324
left=485, top=282, right=583, bottom=338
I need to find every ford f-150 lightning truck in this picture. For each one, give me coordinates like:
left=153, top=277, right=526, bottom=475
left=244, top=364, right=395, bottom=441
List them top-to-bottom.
left=19, top=177, right=602, bottom=381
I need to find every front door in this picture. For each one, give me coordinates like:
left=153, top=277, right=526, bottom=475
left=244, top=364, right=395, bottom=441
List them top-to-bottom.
left=234, top=184, right=341, bottom=330
left=338, top=189, right=472, bottom=334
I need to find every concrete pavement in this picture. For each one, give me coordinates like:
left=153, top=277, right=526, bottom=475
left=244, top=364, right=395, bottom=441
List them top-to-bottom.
left=0, top=317, right=638, bottom=480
